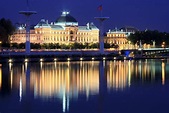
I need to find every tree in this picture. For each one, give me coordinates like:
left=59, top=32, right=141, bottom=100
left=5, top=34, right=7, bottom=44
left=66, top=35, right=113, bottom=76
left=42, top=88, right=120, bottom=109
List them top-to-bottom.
left=0, top=18, right=15, bottom=43
left=127, top=30, right=169, bottom=46
left=71, top=42, right=84, bottom=49
left=11, top=43, right=19, bottom=49
left=18, top=43, right=25, bottom=49
left=31, top=43, right=41, bottom=49
left=84, top=43, right=89, bottom=49
left=90, top=43, right=99, bottom=49
left=104, top=43, right=111, bottom=48
left=60, top=44, right=68, bottom=49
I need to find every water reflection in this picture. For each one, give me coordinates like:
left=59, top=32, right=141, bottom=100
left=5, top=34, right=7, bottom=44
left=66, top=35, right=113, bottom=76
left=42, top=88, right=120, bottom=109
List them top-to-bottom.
left=0, top=59, right=168, bottom=112
left=106, top=59, right=168, bottom=90
left=110, top=59, right=169, bottom=90
left=0, top=60, right=168, bottom=94
left=33, top=61, right=100, bottom=112
left=107, top=61, right=129, bottom=90
left=162, top=61, right=165, bottom=85
left=31, top=62, right=99, bottom=101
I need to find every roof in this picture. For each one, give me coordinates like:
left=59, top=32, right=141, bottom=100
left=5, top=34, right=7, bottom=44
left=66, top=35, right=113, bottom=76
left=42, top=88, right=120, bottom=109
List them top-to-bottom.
left=56, top=12, right=78, bottom=24
left=34, top=19, right=51, bottom=28
left=78, top=23, right=99, bottom=31
left=89, top=23, right=99, bottom=30
left=50, top=25, right=64, bottom=30
left=78, top=26, right=89, bottom=31
left=120, top=26, right=139, bottom=32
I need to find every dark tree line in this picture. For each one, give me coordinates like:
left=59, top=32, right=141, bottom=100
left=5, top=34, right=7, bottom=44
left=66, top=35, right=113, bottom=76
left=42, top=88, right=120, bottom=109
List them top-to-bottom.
left=0, top=18, right=15, bottom=43
left=128, top=30, right=169, bottom=46
left=1, top=42, right=118, bottom=49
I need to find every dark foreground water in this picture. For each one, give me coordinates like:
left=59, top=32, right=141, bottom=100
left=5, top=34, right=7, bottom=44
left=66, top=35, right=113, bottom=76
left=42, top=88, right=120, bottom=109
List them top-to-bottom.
left=0, top=59, right=169, bottom=113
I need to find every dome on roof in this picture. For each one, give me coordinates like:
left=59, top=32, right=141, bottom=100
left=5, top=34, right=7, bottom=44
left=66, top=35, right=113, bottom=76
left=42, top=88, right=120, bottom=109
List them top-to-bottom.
left=55, top=12, right=78, bottom=26
left=34, top=19, right=51, bottom=28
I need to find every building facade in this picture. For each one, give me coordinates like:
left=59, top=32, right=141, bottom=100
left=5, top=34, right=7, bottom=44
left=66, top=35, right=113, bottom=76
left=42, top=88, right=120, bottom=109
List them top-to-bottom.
left=11, top=12, right=99, bottom=45
left=104, top=27, right=138, bottom=49
left=104, top=28, right=128, bottom=49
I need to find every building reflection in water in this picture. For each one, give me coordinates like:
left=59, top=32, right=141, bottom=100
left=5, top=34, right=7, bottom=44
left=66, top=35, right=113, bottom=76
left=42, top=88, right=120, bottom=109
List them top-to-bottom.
left=0, top=59, right=168, bottom=112
left=106, top=59, right=167, bottom=90
left=0, top=60, right=168, bottom=94
left=106, top=60, right=130, bottom=90
left=0, top=61, right=100, bottom=112
left=30, top=61, right=100, bottom=112
left=30, top=61, right=100, bottom=99
left=162, top=61, right=165, bottom=85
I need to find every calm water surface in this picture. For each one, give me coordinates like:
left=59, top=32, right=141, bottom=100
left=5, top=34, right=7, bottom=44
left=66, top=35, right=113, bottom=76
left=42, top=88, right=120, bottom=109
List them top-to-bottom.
left=0, top=59, right=169, bottom=113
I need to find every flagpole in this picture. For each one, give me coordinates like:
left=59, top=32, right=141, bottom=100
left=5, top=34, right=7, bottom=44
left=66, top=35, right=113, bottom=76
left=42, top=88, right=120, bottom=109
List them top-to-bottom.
left=26, top=0, right=29, bottom=10
left=95, top=5, right=109, bottom=54
left=98, top=5, right=103, bottom=17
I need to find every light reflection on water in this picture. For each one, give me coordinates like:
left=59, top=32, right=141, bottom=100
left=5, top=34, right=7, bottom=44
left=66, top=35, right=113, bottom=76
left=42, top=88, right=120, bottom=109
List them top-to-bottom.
left=0, top=59, right=169, bottom=113
left=31, top=61, right=100, bottom=99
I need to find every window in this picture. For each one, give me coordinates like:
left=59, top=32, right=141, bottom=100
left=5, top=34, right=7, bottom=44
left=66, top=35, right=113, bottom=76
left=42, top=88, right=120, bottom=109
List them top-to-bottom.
left=70, top=31, right=74, bottom=34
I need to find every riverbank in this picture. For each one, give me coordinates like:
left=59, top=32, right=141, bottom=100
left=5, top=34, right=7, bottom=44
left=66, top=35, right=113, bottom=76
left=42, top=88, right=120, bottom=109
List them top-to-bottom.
left=0, top=50, right=169, bottom=63
left=0, top=50, right=118, bottom=63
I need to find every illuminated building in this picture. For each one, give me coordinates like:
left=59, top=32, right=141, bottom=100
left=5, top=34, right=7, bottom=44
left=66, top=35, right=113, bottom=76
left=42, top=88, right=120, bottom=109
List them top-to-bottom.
left=11, top=11, right=99, bottom=44
left=105, top=27, right=138, bottom=49
left=105, top=28, right=128, bottom=49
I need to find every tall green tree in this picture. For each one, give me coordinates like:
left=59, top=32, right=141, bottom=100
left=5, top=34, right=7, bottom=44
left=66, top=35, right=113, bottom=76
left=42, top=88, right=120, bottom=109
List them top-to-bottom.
left=0, top=18, right=15, bottom=43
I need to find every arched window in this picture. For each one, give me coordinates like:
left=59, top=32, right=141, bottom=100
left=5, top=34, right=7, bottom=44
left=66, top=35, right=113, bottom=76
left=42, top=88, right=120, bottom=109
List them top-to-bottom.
left=70, top=31, right=74, bottom=34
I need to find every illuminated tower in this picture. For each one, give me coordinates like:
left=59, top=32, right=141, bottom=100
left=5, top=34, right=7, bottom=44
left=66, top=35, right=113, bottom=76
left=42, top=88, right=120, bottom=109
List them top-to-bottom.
left=19, top=0, right=36, bottom=54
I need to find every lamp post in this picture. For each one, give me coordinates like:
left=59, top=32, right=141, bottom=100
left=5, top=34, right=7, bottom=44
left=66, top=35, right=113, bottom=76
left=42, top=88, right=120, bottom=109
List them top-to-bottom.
left=19, top=0, right=36, bottom=54
left=95, top=17, right=109, bottom=54
left=162, top=41, right=165, bottom=48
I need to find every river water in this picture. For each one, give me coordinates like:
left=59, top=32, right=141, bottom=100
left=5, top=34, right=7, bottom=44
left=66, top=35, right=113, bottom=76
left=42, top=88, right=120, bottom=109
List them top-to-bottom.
left=0, top=59, right=169, bottom=113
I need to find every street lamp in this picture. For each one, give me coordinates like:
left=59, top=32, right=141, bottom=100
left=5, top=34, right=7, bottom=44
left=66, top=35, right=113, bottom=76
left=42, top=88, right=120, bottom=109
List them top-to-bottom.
left=19, top=0, right=37, bottom=54
left=162, top=42, right=165, bottom=48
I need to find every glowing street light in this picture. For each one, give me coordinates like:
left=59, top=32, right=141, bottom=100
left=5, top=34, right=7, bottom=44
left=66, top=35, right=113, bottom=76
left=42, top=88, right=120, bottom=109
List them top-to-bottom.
left=161, top=42, right=165, bottom=48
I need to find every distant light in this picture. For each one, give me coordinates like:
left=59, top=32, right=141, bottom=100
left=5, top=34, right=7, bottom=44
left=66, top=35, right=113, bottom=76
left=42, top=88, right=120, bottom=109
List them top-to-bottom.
left=62, top=11, right=69, bottom=15
left=63, top=11, right=66, bottom=15
left=18, top=26, right=23, bottom=30
left=138, top=48, right=142, bottom=51
left=80, top=57, right=83, bottom=61
left=92, top=57, right=95, bottom=60
left=103, top=57, right=106, bottom=60
left=114, top=57, right=116, bottom=60
left=124, top=57, right=126, bottom=60
left=24, top=58, right=29, bottom=62
left=40, top=58, right=43, bottom=62
left=54, top=58, right=57, bottom=61
left=67, top=58, right=71, bottom=61
left=8, top=59, right=13, bottom=63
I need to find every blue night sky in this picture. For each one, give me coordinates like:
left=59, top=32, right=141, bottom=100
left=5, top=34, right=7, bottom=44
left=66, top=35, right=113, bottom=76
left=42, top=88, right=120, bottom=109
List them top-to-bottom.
left=0, top=0, right=169, bottom=32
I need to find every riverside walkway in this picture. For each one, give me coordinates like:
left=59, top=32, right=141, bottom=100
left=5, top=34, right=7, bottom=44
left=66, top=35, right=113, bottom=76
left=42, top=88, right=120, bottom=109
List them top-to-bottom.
left=0, top=48, right=169, bottom=63
left=0, top=49, right=119, bottom=63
